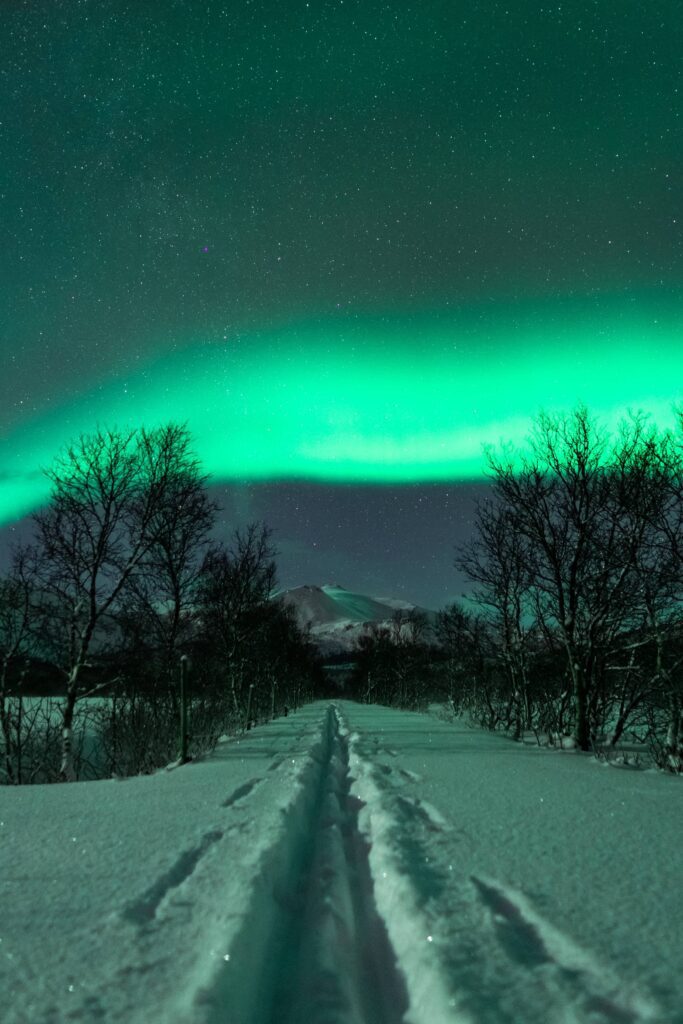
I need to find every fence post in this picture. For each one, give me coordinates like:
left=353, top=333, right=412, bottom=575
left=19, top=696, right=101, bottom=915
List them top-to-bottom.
left=179, top=655, right=189, bottom=764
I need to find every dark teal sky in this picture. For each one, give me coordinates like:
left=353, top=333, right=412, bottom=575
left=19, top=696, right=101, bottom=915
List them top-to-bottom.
left=1, top=0, right=681, bottom=606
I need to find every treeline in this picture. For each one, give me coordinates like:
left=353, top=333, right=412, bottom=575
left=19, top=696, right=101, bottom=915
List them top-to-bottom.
left=4, top=407, right=682, bottom=779
left=349, top=407, right=683, bottom=773
left=0, top=424, right=321, bottom=784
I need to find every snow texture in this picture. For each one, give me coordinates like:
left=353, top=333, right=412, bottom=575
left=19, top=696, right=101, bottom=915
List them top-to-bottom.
left=0, top=701, right=680, bottom=1023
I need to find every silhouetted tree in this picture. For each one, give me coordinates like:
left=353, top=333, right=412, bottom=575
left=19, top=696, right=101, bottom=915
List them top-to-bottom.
left=457, top=405, right=683, bottom=768
left=485, top=408, right=641, bottom=748
left=32, top=423, right=208, bottom=780
left=118, top=431, right=217, bottom=695
left=457, top=501, right=534, bottom=738
left=197, top=523, right=278, bottom=720
left=0, top=546, right=39, bottom=782
left=352, top=609, right=433, bottom=709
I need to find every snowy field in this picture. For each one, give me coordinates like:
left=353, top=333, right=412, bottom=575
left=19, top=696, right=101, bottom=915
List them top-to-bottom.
left=0, top=701, right=681, bottom=1024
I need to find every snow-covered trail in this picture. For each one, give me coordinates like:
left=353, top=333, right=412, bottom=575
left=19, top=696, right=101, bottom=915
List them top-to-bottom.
left=0, top=701, right=680, bottom=1024
left=197, top=704, right=408, bottom=1024
left=342, top=705, right=675, bottom=1024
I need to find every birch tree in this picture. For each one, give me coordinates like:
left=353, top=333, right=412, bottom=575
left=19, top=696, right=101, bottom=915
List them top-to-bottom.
left=484, top=408, right=651, bottom=749
left=33, top=424, right=204, bottom=780
left=118, top=431, right=217, bottom=694
left=457, top=500, right=534, bottom=738
left=197, top=523, right=277, bottom=718
left=0, top=547, right=38, bottom=782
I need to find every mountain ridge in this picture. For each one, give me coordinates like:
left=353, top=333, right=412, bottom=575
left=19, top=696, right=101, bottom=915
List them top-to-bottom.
left=273, top=583, right=434, bottom=656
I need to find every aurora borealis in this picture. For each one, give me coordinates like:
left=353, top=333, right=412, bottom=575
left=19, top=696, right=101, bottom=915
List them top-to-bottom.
left=2, top=1, right=681, bottom=605
left=2, top=292, right=683, bottom=527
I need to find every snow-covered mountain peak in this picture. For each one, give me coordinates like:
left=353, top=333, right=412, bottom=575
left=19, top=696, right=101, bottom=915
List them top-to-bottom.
left=275, top=583, right=433, bottom=656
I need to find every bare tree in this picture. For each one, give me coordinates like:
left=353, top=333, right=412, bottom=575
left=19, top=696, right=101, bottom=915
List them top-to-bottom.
left=483, top=407, right=663, bottom=750
left=619, top=420, right=683, bottom=767
left=33, top=423, right=207, bottom=780
left=118, top=428, right=218, bottom=693
left=457, top=500, right=534, bottom=738
left=198, top=523, right=277, bottom=719
left=0, top=547, right=38, bottom=782
left=435, top=603, right=505, bottom=728
left=352, top=609, right=432, bottom=709
left=388, top=609, right=431, bottom=709
left=353, top=623, right=395, bottom=705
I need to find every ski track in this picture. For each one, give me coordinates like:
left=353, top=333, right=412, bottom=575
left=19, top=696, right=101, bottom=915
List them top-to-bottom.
left=34, top=703, right=668, bottom=1024
left=196, top=703, right=409, bottom=1024
left=343, top=708, right=666, bottom=1024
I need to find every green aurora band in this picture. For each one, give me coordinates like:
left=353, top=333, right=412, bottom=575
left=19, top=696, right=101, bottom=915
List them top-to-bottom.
left=1, top=293, right=681, bottom=527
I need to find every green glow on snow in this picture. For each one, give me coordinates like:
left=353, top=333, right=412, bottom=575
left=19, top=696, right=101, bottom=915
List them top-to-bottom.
left=1, top=293, right=681, bottom=525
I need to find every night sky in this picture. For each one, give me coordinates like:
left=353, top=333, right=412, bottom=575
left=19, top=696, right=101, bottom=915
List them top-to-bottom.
left=1, top=1, right=681, bottom=608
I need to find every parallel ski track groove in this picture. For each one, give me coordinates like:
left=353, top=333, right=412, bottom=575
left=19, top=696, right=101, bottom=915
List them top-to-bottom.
left=200, top=704, right=408, bottom=1024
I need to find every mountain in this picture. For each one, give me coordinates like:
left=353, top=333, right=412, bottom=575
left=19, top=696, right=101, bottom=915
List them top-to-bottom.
left=274, top=583, right=433, bottom=656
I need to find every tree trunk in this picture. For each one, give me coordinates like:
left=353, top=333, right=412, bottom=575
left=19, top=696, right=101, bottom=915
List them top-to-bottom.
left=566, top=641, right=591, bottom=751
left=0, top=658, right=15, bottom=783
left=228, top=664, right=240, bottom=718
left=574, top=669, right=591, bottom=750
left=60, top=674, right=80, bottom=782
left=665, top=693, right=682, bottom=771
left=0, top=700, right=14, bottom=784
left=609, top=713, right=627, bottom=748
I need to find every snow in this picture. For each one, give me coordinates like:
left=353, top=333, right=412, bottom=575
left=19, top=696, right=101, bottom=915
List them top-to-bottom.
left=274, top=584, right=434, bottom=654
left=277, top=584, right=395, bottom=627
left=1, top=701, right=681, bottom=1023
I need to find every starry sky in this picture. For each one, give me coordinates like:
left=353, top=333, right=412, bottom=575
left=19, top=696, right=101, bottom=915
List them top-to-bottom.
left=1, top=0, right=681, bottom=608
